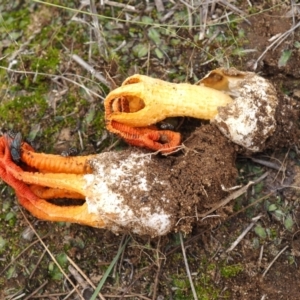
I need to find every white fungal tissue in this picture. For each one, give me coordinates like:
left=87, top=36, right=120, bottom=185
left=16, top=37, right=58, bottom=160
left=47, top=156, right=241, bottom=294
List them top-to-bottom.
left=213, top=72, right=278, bottom=152
left=83, top=152, right=173, bottom=236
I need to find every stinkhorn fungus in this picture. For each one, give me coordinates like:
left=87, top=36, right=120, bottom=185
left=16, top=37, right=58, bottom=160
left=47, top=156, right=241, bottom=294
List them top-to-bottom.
left=1, top=68, right=294, bottom=236
left=105, top=68, right=279, bottom=152
left=0, top=127, right=237, bottom=236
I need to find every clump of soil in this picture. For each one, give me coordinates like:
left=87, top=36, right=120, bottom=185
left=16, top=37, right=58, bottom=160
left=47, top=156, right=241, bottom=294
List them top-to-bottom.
left=169, top=124, right=238, bottom=233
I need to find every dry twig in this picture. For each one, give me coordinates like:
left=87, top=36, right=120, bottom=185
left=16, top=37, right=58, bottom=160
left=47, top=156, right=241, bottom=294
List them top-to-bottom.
left=89, top=0, right=108, bottom=57
left=103, top=0, right=136, bottom=12
left=154, top=0, right=164, bottom=12
left=253, top=20, right=300, bottom=70
left=72, top=54, right=111, bottom=88
left=0, top=66, right=105, bottom=99
left=250, top=157, right=283, bottom=171
left=199, top=172, right=269, bottom=218
left=20, top=210, right=85, bottom=300
left=226, top=215, right=262, bottom=252
left=179, top=232, right=198, bottom=300
left=0, top=233, right=50, bottom=276
left=152, top=237, right=162, bottom=300
left=258, top=245, right=264, bottom=269
left=262, top=245, right=289, bottom=278
left=29, top=249, right=47, bottom=280
left=67, top=255, right=106, bottom=300
left=23, top=280, right=48, bottom=300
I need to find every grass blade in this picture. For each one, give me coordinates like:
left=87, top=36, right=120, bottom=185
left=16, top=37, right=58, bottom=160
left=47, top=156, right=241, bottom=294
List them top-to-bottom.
left=90, top=237, right=131, bottom=300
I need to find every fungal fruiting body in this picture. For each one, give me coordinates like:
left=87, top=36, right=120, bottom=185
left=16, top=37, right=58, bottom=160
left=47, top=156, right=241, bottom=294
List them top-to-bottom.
left=0, top=68, right=281, bottom=236
left=199, top=68, right=278, bottom=152
left=105, top=70, right=279, bottom=152
left=105, top=74, right=233, bottom=152
left=105, top=74, right=233, bottom=126
left=0, top=125, right=238, bottom=236
left=0, top=135, right=175, bottom=236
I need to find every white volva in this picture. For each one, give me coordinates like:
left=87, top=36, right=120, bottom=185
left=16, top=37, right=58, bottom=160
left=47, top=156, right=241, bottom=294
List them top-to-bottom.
left=199, top=68, right=278, bottom=152
left=84, top=152, right=174, bottom=236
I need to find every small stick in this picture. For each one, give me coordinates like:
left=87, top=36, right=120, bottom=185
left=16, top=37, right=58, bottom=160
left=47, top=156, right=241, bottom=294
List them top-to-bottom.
left=89, top=0, right=107, bottom=57
left=104, top=0, right=136, bottom=11
left=153, top=0, right=164, bottom=12
left=178, top=0, right=194, bottom=10
left=219, top=0, right=251, bottom=25
left=199, top=2, right=208, bottom=40
left=187, top=6, right=192, bottom=33
left=160, top=8, right=176, bottom=22
left=253, top=20, right=300, bottom=70
left=8, top=29, right=41, bottom=62
left=71, top=54, right=111, bottom=88
left=0, top=66, right=105, bottom=100
left=78, top=129, right=84, bottom=151
left=106, top=138, right=121, bottom=151
left=250, top=157, right=282, bottom=171
left=199, top=172, right=268, bottom=218
left=176, top=173, right=269, bottom=227
left=199, top=182, right=253, bottom=217
left=221, top=184, right=242, bottom=192
left=229, top=192, right=274, bottom=219
left=20, top=210, right=85, bottom=300
left=226, top=215, right=262, bottom=252
left=179, top=232, right=198, bottom=300
left=0, top=233, right=50, bottom=276
left=116, top=235, right=127, bottom=278
left=152, top=237, right=162, bottom=300
left=258, top=245, right=264, bottom=269
left=261, top=245, right=289, bottom=278
left=29, top=248, right=47, bottom=279
left=67, top=255, right=97, bottom=291
left=67, top=255, right=107, bottom=299
left=69, top=265, right=88, bottom=289
left=119, top=265, right=155, bottom=299
left=23, top=280, right=48, bottom=300
left=61, top=284, right=80, bottom=300
left=30, top=291, right=70, bottom=298
left=6, top=292, right=26, bottom=300
left=103, top=293, right=151, bottom=299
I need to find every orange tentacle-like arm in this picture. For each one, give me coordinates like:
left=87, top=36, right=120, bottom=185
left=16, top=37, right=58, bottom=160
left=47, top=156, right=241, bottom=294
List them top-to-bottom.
left=107, top=120, right=181, bottom=152
left=0, top=135, right=106, bottom=228
left=20, top=149, right=94, bottom=174
left=6, top=166, right=87, bottom=196
left=29, top=185, right=84, bottom=200
left=16, top=193, right=105, bottom=227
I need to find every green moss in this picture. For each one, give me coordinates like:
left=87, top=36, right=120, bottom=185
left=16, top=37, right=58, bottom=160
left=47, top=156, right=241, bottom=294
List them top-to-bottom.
left=0, top=7, right=30, bottom=33
left=24, top=47, right=60, bottom=75
left=0, top=94, right=47, bottom=131
left=220, top=264, right=243, bottom=279
left=171, top=273, right=228, bottom=299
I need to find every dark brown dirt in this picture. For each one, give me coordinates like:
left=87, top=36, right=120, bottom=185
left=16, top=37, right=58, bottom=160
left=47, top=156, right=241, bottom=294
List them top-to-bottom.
left=240, top=5, right=300, bottom=77
left=265, top=91, right=300, bottom=151
left=169, top=124, right=238, bottom=233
